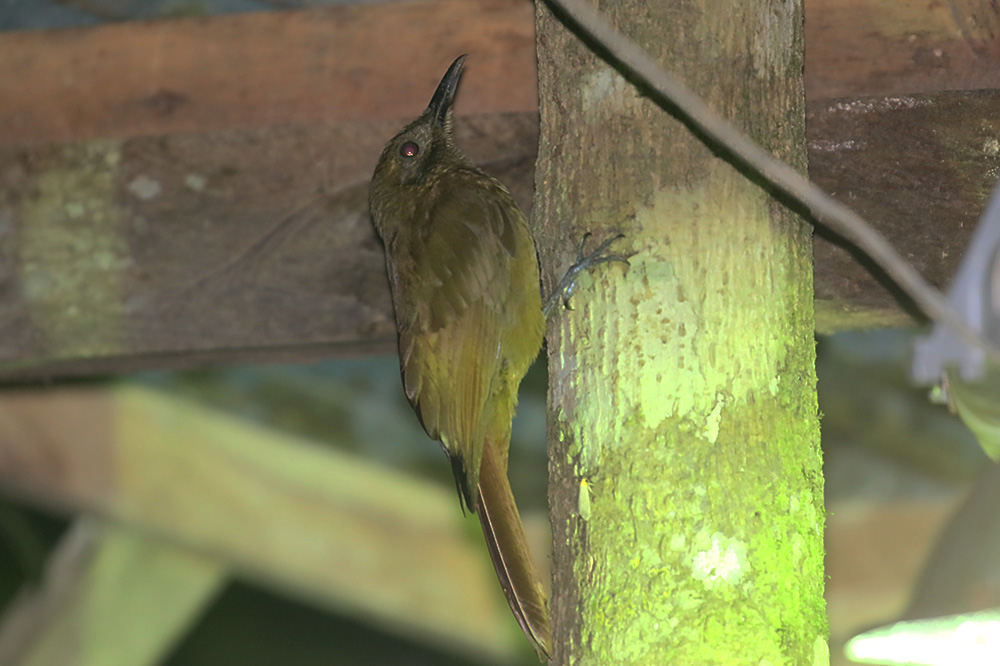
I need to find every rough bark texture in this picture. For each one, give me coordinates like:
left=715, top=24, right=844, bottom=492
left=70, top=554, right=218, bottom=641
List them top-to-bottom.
left=534, top=1, right=826, bottom=664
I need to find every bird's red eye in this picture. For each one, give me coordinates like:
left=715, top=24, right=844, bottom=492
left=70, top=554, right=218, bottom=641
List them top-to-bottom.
left=400, top=141, right=419, bottom=158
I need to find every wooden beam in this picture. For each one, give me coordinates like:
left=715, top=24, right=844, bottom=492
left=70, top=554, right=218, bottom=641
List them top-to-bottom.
left=0, top=0, right=536, bottom=144
left=0, top=0, right=995, bottom=147
left=804, top=0, right=1000, bottom=100
left=1, top=1, right=999, bottom=378
left=3, top=89, right=1000, bottom=378
left=810, top=90, right=1000, bottom=331
left=0, top=113, right=538, bottom=379
left=0, top=385, right=527, bottom=661
left=0, top=520, right=225, bottom=666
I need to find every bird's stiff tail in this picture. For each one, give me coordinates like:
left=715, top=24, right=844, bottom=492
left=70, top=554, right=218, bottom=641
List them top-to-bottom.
left=476, top=442, right=552, bottom=659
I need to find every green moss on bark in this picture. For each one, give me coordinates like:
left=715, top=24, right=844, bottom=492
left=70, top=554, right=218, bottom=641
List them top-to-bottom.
left=19, top=140, right=128, bottom=358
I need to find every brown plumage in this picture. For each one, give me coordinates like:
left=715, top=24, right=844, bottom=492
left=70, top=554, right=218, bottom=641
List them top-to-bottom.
left=368, top=55, right=551, bottom=657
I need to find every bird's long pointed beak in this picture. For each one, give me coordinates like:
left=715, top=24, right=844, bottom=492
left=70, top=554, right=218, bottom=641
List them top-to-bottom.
left=428, top=54, right=467, bottom=126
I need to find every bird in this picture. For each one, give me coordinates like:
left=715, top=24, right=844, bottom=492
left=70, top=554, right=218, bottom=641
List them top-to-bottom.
left=368, top=54, right=552, bottom=658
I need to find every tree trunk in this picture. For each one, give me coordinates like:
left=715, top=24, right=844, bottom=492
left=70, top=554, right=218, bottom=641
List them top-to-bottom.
left=533, top=1, right=827, bottom=664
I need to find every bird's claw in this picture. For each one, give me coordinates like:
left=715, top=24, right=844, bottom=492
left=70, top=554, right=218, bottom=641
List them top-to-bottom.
left=544, top=232, right=631, bottom=317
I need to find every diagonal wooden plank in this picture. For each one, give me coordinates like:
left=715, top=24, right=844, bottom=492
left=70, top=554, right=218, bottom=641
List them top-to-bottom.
left=0, top=385, right=531, bottom=662
left=0, top=519, right=226, bottom=666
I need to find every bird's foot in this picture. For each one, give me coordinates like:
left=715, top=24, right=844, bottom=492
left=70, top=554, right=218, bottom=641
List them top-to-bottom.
left=543, top=232, right=631, bottom=317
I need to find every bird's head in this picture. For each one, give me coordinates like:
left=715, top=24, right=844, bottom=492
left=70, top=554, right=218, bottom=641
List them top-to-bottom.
left=371, top=55, right=468, bottom=193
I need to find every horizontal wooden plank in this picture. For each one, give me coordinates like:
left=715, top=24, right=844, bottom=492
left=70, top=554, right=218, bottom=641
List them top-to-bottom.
left=0, top=0, right=537, bottom=144
left=0, top=0, right=996, bottom=147
left=804, top=0, right=1000, bottom=100
left=1, top=2, right=1000, bottom=377
left=2, top=90, right=1000, bottom=378
left=809, top=90, right=1000, bottom=331
left=0, top=112, right=538, bottom=379
left=0, top=385, right=528, bottom=661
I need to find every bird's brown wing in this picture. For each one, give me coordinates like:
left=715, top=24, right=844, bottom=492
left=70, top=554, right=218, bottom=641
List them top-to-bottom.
left=387, top=168, right=551, bottom=658
left=392, top=168, right=525, bottom=506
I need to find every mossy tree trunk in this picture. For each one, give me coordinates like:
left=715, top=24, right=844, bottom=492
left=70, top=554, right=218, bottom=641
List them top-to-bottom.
left=533, top=0, right=827, bottom=663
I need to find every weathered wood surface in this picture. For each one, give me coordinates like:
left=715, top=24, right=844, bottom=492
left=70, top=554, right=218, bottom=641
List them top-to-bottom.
left=0, top=0, right=999, bottom=379
left=0, top=0, right=537, bottom=145
left=0, top=0, right=990, bottom=144
left=805, top=0, right=1000, bottom=100
left=810, top=90, right=1000, bottom=330
left=0, top=114, right=538, bottom=379
left=0, top=385, right=527, bottom=661
left=0, top=520, right=225, bottom=666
